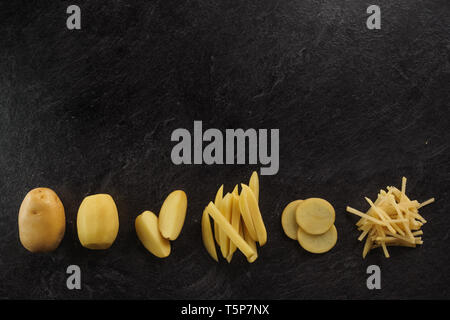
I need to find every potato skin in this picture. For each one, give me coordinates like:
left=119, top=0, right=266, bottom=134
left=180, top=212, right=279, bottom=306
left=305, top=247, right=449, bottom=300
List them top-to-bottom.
left=18, top=188, right=66, bottom=253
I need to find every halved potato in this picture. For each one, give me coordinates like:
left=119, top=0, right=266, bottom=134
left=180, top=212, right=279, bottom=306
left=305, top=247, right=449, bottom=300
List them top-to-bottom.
left=158, top=190, right=187, bottom=240
left=296, top=198, right=335, bottom=235
left=281, top=200, right=303, bottom=240
left=136, top=211, right=171, bottom=258
left=297, top=225, right=337, bottom=254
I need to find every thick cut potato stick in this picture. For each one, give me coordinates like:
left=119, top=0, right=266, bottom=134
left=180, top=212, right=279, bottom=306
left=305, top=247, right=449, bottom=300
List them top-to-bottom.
left=249, top=171, right=259, bottom=203
left=241, top=184, right=267, bottom=246
left=214, top=185, right=223, bottom=245
left=238, top=187, right=258, bottom=241
left=218, top=193, right=233, bottom=258
left=227, top=193, right=241, bottom=262
left=206, top=202, right=256, bottom=260
left=201, top=208, right=218, bottom=262
left=243, top=223, right=258, bottom=263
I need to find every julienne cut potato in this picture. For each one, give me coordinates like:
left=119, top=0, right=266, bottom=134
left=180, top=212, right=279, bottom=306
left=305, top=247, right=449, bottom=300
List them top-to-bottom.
left=201, top=171, right=267, bottom=263
left=346, top=177, right=435, bottom=258
left=18, top=188, right=66, bottom=253
left=135, top=190, right=188, bottom=258
left=158, top=190, right=188, bottom=240
left=77, top=194, right=119, bottom=249
left=281, top=198, right=338, bottom=254
left=135, top=211, right=171, bottom=258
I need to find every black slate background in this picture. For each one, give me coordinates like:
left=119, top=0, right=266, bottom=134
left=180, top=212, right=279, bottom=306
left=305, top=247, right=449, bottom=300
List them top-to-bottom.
left=0, top=0, right=449, bottom=299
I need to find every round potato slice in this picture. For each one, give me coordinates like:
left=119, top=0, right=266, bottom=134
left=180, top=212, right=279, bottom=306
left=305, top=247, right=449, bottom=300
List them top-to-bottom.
left=296, top=198, right=335, bottom=235
left=281, top=200, right=303, bottom=240
left=297, top=225, right=338, bottom=254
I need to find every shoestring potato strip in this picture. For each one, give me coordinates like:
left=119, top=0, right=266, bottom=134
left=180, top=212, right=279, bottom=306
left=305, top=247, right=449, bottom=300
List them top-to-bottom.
left=201, top=171, right=266, bottom=263
left=346, top=177, right=435, bottom=258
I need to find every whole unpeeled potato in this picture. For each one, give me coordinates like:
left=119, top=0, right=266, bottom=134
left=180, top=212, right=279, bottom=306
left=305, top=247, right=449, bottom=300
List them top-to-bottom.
left=18, top=188, right=66, bottom=253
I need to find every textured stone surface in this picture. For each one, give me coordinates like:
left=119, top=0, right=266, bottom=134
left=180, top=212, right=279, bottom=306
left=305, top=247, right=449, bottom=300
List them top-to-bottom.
left=0, top=0, right=449, bottom=299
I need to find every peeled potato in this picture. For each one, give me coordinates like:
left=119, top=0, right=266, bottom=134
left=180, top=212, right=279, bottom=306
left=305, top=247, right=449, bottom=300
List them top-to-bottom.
left=18, top=188, right=66, bottom=253
left=158, top=190, right=187, bottom=240
left=77, top=194, right=119, bottom=250
left=296, top=198, right=335, bottom=235
left=281, top=200, right=303, bottom=240
left=136, top=211, right=171, bottom=258
left=297, top=225, right=338, bottom=254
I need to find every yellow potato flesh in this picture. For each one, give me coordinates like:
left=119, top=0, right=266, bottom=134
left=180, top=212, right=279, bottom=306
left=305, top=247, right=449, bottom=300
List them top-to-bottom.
left=249, top=171, right=259, bottom=202
left=241, top=184, right=267, bottom=246
left=214, top=185, right=223, bottom=245
left=238, top=187, right=258, bottom=241
left=18, top=188, right=66, bottom=253
left=158, top=190, right=187, bottom=240
left=218, top=193, right=233, bottom=258
left=226, top=193, right=241, bottom=262
left=77, top=194, right=119, bottom=250
left=296, top=198, right=335, bottom=235
left=281, top=200, right=303, bottom=240
left=206, top=202, right=256, bottom=260
left=201, top=208, right=218, bottom=262
left=136, top=211, right=171, bottom=258
left=244, top=223, right=258, bottom=263
left=297, top=225, right=338, bottom=254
